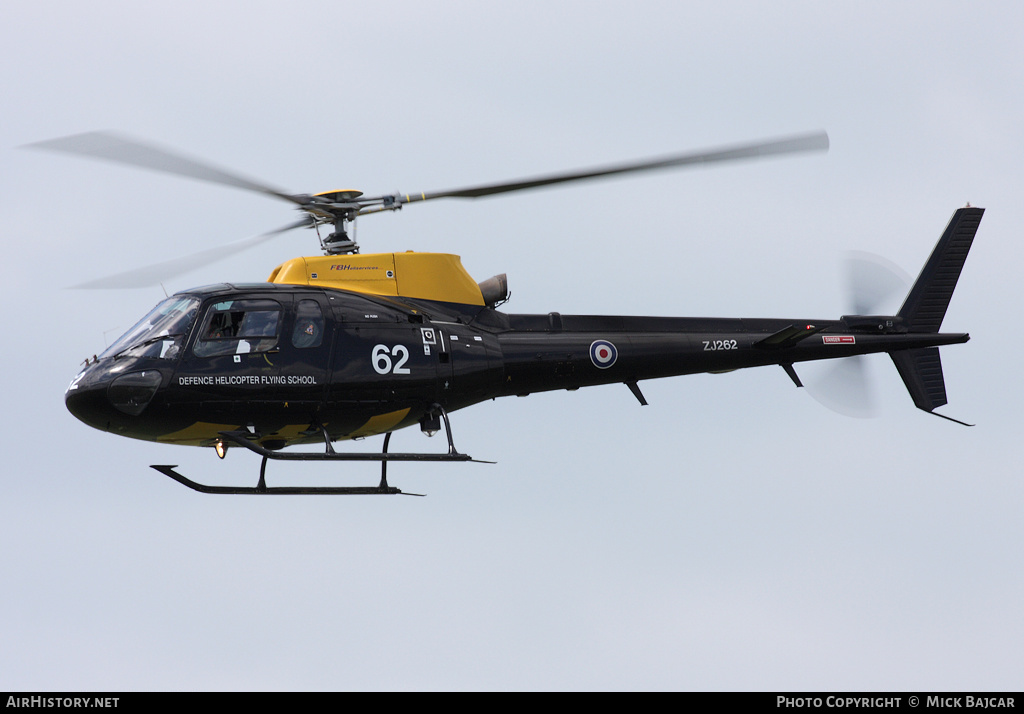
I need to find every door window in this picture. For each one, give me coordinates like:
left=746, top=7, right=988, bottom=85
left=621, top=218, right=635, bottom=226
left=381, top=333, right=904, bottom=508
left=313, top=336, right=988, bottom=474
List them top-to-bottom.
left=194, top=299, right=282, bottom=357
left=292, top=299, right=325, bottom=349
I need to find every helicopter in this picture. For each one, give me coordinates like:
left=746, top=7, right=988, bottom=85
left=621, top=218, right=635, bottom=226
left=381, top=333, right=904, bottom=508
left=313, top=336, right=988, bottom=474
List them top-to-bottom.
left=32, top=131, right=981, bottom=496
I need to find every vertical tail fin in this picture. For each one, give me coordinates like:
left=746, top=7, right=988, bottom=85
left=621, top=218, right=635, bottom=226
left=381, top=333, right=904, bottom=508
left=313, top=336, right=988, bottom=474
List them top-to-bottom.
left=890, top=207, right=981, bottom=425
left=898, top=207, right=984, bottom=332
left=890, top=343, right=973, bottom=425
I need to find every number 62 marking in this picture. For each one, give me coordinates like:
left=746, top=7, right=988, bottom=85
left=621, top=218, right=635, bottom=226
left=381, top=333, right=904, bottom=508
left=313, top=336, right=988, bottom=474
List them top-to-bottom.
left=372, top=344, right=411, bottom=374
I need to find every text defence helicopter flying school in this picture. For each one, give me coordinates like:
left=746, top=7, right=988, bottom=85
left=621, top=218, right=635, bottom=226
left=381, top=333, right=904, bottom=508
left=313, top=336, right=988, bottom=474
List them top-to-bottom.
left=33, top=131, right=981, bottom=495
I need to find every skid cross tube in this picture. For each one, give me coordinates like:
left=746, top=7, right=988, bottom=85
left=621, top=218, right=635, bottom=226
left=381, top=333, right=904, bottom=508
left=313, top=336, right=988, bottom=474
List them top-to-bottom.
left=216, top=403, right=485, bottom=463
left=217, top=430, right=475, bottom=462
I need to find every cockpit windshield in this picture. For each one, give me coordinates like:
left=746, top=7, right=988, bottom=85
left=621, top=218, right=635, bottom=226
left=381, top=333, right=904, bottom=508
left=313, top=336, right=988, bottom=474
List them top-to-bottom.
left=100, top=296, right=200, bottom=361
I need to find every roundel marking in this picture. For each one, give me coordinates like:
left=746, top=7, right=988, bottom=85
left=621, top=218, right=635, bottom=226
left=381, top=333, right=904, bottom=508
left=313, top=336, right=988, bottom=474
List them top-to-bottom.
left=589, top=339, right=618, bottom=369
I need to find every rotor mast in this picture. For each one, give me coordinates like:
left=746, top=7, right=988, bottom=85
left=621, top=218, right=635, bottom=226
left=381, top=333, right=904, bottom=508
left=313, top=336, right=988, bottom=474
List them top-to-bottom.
left=308, top=189, right=409, bottom=254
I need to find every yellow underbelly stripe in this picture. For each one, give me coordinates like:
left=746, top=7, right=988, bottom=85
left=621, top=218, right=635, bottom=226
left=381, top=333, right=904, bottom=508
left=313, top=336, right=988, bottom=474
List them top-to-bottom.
left=348, top=408, right=412, bottom=439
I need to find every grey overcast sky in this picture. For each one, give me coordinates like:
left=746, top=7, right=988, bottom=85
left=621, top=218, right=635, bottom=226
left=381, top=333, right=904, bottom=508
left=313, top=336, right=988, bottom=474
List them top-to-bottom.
left=2, top=1, right=1023, bottom=691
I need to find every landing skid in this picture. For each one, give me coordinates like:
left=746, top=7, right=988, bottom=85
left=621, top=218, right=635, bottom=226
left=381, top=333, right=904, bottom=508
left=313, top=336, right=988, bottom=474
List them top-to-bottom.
left=150, top=404, right=491, bottom=495
left=150, top=463, right=410, bottom=495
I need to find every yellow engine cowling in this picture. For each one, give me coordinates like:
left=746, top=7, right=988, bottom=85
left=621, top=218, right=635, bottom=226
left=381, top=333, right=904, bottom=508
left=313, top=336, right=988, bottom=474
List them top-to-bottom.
left=268, top=251, right=487, bottom=306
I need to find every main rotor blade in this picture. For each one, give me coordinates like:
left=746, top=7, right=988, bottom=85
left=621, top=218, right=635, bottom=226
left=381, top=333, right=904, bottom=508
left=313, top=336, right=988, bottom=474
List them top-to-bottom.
left=26, top=131, right=308, bottom=207
left=390, top=131, right=828, bottom=205
left=72, top=217, right=311, bottom=289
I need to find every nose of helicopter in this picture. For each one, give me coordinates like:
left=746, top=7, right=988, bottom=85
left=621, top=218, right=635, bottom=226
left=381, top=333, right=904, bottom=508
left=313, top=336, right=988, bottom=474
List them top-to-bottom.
left=65, top=365, right=164, bottom=432
left=65, top=370, right=114, bottom=432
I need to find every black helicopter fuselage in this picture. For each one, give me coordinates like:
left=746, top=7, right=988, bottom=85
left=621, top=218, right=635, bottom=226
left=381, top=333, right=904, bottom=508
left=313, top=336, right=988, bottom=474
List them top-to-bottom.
left=64, top=279, right=967, bottom=452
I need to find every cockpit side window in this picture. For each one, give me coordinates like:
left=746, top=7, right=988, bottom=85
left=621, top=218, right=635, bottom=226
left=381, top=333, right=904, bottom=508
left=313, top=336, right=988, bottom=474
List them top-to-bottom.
left=194, top=299, right=282, bottom=357
left=292, top=299, right=325, bottom=349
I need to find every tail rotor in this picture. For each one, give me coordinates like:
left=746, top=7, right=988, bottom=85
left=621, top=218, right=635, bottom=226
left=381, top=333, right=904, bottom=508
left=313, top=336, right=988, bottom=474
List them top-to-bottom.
left=804, top=251, right=911, bottom=417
